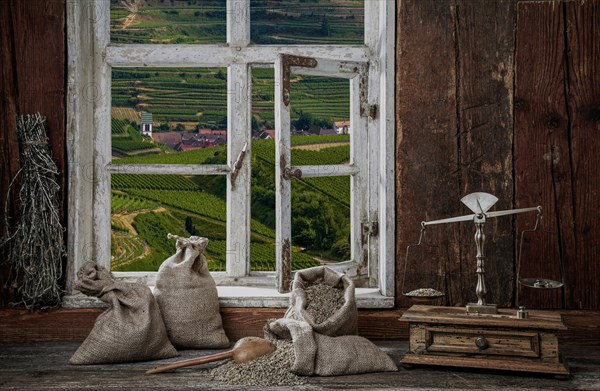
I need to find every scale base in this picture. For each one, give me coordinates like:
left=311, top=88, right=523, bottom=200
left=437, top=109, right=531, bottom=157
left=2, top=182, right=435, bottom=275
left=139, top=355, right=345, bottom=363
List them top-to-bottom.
left=466, top=303, right=498, bottom=315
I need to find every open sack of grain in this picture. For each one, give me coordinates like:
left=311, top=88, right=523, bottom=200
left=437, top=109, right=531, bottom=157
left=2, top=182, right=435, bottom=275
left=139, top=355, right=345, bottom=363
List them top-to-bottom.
left=154, top=234, right=229, bottom=349
left=70, top=262, right=178, bottom=365
left=284, top=266, right=358, bottom=336
left=265, top=318, right=397, bottom=376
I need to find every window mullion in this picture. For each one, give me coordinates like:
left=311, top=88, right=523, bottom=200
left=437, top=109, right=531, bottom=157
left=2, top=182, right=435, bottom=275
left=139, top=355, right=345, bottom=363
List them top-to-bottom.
left=93, top=0, right=112, bottom=272
left=227, top=0, right=250, bottom=47
left=365, top=1, right=382, bottom=287
left=274, top=55, right=292, bottom=293
left=226, top=63, right=251, bottom=278
left=350, top=76, right=369, bottom=282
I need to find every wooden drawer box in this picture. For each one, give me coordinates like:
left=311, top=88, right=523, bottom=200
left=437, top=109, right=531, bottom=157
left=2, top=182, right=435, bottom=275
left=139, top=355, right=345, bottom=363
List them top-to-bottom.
left=400, top=305, right=569, bottom=376
left=424, top=326, right=540, bottom=358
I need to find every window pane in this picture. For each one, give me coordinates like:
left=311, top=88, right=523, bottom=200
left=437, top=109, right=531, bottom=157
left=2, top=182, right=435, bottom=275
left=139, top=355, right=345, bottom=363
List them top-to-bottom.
left=110, top=0, right=226, bottom=44
left=251, top=0, right=364, bottom=45
left=111, top=67, right=227, bottom=163
left=251, top=68, right=351, bottom=166
left=289, top=74, right=350, bottom=165
left=250, top=138, right=323, bottom=272
left=110, top=174, right=227, bottom=272
left=291, top=176, right=351, bottom=270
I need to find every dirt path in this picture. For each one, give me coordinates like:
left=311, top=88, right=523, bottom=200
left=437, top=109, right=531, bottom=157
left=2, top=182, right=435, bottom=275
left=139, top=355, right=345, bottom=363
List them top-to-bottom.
left=291, top=142, right=349, bottom=151
left=112, top=207, right=167, bottom=235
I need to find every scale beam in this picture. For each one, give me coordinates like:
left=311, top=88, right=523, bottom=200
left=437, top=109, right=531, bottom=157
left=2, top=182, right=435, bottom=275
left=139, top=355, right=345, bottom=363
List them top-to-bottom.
left=421, top=206, right=541, bottom=228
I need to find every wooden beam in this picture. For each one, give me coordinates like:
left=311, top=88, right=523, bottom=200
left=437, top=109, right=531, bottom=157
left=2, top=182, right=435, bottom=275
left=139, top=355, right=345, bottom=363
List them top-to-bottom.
left=395, top=0, right=460, bottom=307
left=456, top=0, right=516, bottom=308
left=564, top=0, right=600, bottom=310
left=514, top=1, right=575, bottom=309
left=1, top=308, right=598, bottom=346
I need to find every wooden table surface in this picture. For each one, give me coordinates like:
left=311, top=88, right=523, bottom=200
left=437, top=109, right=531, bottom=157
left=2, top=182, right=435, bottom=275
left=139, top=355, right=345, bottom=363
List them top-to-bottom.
left=1, top=341, right=599, bottom=390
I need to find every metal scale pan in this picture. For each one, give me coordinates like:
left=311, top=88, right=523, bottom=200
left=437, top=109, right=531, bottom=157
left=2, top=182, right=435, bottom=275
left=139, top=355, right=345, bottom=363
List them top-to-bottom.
left=517, top=208, right=564, bottom=290
left=402, top=224, right=445, bottom=303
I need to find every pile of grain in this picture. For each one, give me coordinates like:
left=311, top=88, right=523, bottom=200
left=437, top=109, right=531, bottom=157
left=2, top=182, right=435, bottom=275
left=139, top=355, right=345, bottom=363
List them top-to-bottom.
left=305, top=282, right=345, bottom=324
left=405, top=287, right=443, bottom=297
left=209, top=339, right=306, bottom=386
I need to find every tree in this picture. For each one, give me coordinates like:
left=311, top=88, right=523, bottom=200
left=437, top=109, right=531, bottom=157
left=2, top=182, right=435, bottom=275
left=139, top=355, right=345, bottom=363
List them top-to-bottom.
left=320, top=18, right=330, bottom=37
left=293, top=110, right=313, bottom=131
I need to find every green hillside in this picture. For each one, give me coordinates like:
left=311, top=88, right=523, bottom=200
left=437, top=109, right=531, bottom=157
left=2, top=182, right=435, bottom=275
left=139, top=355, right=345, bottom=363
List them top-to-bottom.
left=110, top=138, right=351, bottom=272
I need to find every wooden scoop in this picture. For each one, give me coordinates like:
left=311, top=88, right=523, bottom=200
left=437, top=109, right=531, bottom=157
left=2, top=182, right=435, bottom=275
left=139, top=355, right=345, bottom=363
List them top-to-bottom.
left=145, top=337, right=276, bottom=375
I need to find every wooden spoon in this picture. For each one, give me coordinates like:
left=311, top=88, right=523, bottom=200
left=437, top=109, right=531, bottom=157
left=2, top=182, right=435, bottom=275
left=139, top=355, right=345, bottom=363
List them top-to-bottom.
left=145, top=337, right=276, bottom=375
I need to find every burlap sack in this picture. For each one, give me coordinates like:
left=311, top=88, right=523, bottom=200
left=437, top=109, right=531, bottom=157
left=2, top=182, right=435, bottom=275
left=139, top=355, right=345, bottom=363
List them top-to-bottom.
left=154, top=235, right=229, bottom=348
left=70, top=262, right=178, bottom=365
left=285, top=266, right=358, bottom=336
left=265, top=318, right=397, bottom=376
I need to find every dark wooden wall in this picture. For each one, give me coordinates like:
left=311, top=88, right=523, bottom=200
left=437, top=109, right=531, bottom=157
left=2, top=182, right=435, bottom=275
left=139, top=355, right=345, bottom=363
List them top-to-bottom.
left=0, top=0, right=66, bottom=305
left=0, top=0, right=598, bottom=311
left=396, top=0, right=600, bottom=310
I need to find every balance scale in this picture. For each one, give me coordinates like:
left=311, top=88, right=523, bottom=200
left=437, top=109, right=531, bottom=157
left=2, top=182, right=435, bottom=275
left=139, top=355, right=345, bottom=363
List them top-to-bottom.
left=399, top=192, right=569, bottom=377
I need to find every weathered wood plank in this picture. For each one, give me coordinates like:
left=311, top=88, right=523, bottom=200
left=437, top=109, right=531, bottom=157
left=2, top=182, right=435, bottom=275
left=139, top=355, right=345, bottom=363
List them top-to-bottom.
left=0, top=0, right=66, bottom=305
left=0, top=0, right=22, bottom=306
left=396, top=0, right=460, bottom=307
left=456, top=0, right=516, bottom=308
left=514, top=0, right=574, bottom=309
left=565, top=0, right=600, bottom=310
left=3, top=307, right=597, bottom=346
left=0, top=308, right=407, bottom=343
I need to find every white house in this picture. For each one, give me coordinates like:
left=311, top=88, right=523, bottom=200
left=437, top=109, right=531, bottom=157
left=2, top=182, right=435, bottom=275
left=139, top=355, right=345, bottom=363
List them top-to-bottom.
left=140, top=112, right=153, bottom=137
left=334, top=120, right=351, bottom=134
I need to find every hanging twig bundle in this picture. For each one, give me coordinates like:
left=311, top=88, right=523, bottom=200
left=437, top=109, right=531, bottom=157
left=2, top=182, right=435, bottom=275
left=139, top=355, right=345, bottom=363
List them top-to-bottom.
left=1, top=114, right=64, bottom=308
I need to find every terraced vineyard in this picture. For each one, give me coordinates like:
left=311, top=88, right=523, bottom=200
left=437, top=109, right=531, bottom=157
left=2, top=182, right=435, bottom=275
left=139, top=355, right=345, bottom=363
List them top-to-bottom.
left=108, top=0, right=359, bottom=272
left=109, top=0, right=363, bottom=45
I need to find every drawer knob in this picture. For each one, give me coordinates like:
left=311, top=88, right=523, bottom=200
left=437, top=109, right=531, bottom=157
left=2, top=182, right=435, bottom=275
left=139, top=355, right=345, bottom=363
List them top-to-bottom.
left=475, top=336, right=489, bottom=350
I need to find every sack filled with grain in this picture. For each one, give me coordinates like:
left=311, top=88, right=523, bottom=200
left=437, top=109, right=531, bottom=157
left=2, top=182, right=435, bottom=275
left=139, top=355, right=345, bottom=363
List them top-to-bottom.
left=154, top=234, right=229, bottom=348
left=70, top=262, right=178, bottom=365
left=285, top=266, right=357, bottom=336
left=265, top=318, right=397, bottom=376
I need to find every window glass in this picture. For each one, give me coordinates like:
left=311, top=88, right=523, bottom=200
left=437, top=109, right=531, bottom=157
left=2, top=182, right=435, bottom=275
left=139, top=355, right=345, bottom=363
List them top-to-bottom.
left=110, top=0, right=226, bottom=44
left=250, top=0, right=364, bottom=45
left=111, top=67, right=228, bottom=163
left=110, top=174, right=227, bottom=272
left=291, top=176, right=351, bottom=270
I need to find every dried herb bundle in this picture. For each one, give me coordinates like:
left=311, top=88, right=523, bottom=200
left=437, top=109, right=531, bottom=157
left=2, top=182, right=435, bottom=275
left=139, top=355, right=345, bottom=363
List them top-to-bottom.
left=1, top=114, right=64, bottom=308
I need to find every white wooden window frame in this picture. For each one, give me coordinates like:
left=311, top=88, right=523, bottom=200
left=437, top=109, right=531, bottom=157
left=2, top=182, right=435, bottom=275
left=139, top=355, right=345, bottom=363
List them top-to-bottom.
left=64, top=0, right=395, bottom=308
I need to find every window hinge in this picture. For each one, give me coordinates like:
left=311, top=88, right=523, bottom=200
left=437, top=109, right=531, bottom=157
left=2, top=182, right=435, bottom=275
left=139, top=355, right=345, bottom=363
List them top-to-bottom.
left=366, top=104, right=378, bottom=120
left=230, top=141, right=248, bottom=186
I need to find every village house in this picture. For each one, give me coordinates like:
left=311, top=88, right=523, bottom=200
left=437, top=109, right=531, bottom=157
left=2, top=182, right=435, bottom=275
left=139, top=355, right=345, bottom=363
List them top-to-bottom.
left=333, top=121, right=351, bottom=135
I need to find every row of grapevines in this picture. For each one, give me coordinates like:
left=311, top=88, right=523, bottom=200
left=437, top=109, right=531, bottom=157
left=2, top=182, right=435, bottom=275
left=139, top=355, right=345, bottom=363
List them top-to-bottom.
left=112, top=174, right=199, bottom=191
left=111, top=192, right=159, bottom=213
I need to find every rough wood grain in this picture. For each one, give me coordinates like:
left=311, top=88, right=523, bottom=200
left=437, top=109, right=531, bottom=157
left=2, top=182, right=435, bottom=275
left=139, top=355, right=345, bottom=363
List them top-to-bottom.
left=0, top=0, right=66, bottom=305
left=0, top=0, right=22, bottom=307
left=396, top=0, right=460, bottom=308
left=456, top=0, right=516, bottom=308
left=564, top=0, right=600, bottom=310
left=514, top=1, right=574, bottom=309
left=0, top=308, right=407, bottom=342
left=2, top=341, right=599, bottom=390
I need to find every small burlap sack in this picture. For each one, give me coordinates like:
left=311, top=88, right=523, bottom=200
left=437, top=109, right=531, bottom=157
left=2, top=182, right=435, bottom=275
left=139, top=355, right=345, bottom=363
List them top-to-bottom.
left=154, top=234, right=229, bottom=348
left=70, top=262, right=178, bottom=365
left=285, top=266, right=358, bottom=336
left=265, top=318, right=397, bottom=376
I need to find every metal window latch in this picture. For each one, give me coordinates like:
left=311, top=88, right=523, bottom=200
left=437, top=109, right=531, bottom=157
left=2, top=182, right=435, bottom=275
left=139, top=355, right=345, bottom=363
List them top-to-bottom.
left=230, top=141, right=248, bottom=186
left=282, top=166, right=302, bottom=180
left=361, top=221, right=379, bottom=244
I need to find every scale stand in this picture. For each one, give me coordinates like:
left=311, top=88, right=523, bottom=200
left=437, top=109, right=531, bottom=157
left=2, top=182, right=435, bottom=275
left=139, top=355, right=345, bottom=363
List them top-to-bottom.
left=400, top=192, right=569, bottom=377
left=417, top=192, right=541, bottom=314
